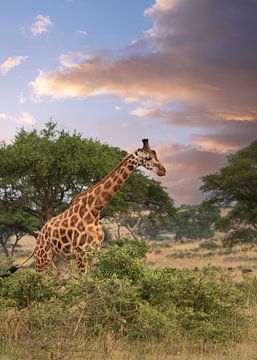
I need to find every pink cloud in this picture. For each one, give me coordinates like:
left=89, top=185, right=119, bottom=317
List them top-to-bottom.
left=29, top=0, right=257, bottom=204
left=157, top=143, right=226, bottom=204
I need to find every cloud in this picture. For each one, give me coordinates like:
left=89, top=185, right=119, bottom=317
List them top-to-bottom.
left=29, top=0, right=257, bottom=203
left=31, top=0, right=257, bottom=114
left=31, top=15, right=53, bottom=36
left=76, top=29, right=87, bottom=36
left=0, top=56, right=28, bottom=75
left=131, top=107, right=257, bottom=152
left=0, top=112, right=36, bottom=126
left=19, top=112, right=37, bottom=125
left=0, top=113, right=15, bottom=121
left=156, top=143, right=226, bottom=204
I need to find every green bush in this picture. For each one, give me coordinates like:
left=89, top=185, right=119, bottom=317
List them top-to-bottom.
left=110, top=238, right=149, bottom=259
left=0, top=241, right=252, bottom=349
left=93, top=245, right=146, bottom=282
left=0, top=271, right=58, bottom=308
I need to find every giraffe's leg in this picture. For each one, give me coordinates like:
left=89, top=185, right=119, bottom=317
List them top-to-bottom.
left=34, top=247, right=53, bottom=275
left=75, top=251, right=89, bottom=274
left=53, top=254, right=71, bottom=278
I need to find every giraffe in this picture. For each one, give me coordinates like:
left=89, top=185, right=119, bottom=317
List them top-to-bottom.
left=34, top=139, right=166, bottom=275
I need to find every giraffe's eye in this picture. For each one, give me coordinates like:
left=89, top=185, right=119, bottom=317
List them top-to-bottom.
left=145, top=157, right=152, bottom=161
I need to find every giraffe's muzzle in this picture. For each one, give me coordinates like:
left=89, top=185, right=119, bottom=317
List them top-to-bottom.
left=157, top=166, right=166, bottom=176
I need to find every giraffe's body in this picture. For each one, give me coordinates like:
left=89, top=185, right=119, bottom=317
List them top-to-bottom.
left=34, top=140, right=166, bottom=275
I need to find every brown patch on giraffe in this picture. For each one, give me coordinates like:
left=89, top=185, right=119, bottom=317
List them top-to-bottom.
left=128, top=165, right=134, bottom=171
left=122, top=172, right=129, bottom=179
left=117, top=178, right=123, bottom=185
left=104, top=180, right=112, bottom=189
left=113, top=185, right=120, bottom=192
left=102, top=192, right=112, bottom=202
left=88, top=194, right=94, bottom=206
left=81, top=196, right=88, bottom=206
left=95, top=198, right=103, bottom=208
left=74, top=204, right=80, bottom=213
left=79, top=206, right=85, bottom=218
left=68, top=208, right=73, bottom=216
left=91, top=209, right=99, bottom=218
left=85, top=213, right=94, bottom=223
left=70, top=214, right=78, bottom=227
left=62, top=218, right=69, bottom=228
left=55, top=220, right=61, bottom=227
left=77, top=220, right=85, bottom=232
left=87, top=225, right=94, bottom=232
left=60, top=228, right=66, bottom=236
left=53, top=229, right=59, bottom=238
left=67, top=229, right=73, bottom=240
left=73, top=230, right=80, bottom=242
left=79, top=234, right=87, bottom=246
left=87, top=235, right=94, bottom=243
left=61, top=236, right=69, bottom=244
left=57, top=242, right=62, bottom=250
left=63, top=244, right=71, bottom=253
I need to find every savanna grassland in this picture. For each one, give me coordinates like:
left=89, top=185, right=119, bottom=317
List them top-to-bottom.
left=1, top=237, right=257, bottom=360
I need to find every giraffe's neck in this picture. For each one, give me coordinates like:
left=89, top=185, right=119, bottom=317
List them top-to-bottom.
left=85, top=153, right=139, bottom=213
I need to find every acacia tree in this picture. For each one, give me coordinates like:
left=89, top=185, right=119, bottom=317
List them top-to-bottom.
left=0, top=122, right=175, bottom=254
left=0, top=122, right=126, bottom=224
left=201, top=139, right=257, bottom=246
left=111, top=174, right=175, bottom=240
left=168, top=204, right=220, bottom=241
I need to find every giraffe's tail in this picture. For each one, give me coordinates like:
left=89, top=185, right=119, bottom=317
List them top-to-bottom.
left=0, top=250, right=35, bottom=280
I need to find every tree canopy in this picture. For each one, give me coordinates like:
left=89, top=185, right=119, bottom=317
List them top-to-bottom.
left=0, top=122, right=175, bottom=254
left=201, top=139, right=257, bottom=245
left=166, top=203, right=220, bottom=241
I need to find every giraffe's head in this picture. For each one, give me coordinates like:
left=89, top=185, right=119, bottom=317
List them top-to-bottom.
left=135, top=139, right=166, bottom=176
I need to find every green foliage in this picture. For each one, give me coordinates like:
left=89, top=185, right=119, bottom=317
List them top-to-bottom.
left=0, top=122, right=175, bottom=251
left=201, top=139, right=257, bottom=246
left=113, top=176, right=176, bottom=240
left=169, top=203, right=220, bottom=240
left=223, top=228, right=257, bottom=247
left=110, top=238, right=149, bottom=259
left=0, top=241, right=251, bottom=348
left=93, top=246, right=146, bottom=282
left=0, top=271, right=57, bottom=308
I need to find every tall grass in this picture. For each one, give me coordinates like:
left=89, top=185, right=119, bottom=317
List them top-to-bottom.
left=0, top=239, right=257, bottom=359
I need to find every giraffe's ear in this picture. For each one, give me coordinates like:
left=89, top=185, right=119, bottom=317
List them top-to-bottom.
left=142, top=138, right=151, bottom=151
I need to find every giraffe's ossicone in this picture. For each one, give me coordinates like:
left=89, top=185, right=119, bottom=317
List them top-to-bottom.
left=34, top=139, right=166, bottom=276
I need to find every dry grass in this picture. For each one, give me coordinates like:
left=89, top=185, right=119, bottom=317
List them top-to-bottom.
left=3, top=236, right=257, bottom=360
left=146, top=239, right=257, bottom=275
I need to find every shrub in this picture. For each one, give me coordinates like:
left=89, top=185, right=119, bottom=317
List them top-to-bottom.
left=110, top=238, right=149, bottom=259
left=199, top=240, right=220, bottom=250
left=0, top=241, right=252, bottom=348
left=93, top=245, right=146, bottom=283
left=140, top=266, right=247, bottom=342
left=0, top=271, right=58, bottom=308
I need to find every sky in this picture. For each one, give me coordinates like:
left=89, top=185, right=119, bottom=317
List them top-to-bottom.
left=0, top=0, right=257, bottom=205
